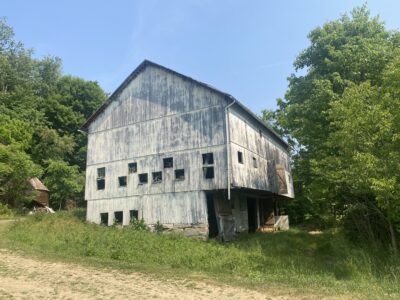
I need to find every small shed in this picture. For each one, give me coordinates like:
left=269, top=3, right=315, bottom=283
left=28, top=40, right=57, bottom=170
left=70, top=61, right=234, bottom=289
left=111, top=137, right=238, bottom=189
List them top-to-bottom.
left=28, top=177, right=49, bottom=207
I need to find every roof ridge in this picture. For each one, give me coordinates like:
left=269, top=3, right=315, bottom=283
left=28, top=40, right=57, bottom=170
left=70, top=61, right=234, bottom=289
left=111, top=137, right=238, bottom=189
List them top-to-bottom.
left=81, top=60, right=288, bottom=148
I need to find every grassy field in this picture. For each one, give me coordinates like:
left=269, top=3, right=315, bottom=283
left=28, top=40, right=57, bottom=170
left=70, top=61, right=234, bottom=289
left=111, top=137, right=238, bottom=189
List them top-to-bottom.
left=1, top=210, right=399, bottom=299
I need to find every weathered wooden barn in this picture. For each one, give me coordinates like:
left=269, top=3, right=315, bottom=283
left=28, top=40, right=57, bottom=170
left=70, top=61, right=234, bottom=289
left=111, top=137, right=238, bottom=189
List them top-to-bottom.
left=82, top=60, right=294, bottom=239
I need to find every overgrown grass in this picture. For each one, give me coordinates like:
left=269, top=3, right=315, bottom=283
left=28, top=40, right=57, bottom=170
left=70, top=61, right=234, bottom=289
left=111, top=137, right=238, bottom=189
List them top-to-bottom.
left=0, top=203, right=15, bottom=219
left=1, top=211, right=399, bottom=299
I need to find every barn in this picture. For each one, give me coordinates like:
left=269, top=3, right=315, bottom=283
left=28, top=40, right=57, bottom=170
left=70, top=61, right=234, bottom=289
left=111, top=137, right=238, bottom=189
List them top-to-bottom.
left=82, top=60, right=294, bottom=240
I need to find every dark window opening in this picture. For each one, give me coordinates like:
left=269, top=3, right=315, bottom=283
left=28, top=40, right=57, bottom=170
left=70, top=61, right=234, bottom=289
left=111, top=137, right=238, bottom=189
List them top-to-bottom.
left=259, top=129, right=262, bottom=138
left=238, top=151, right=243, bottom=164
left=202, top=153, right=214, bottom=165
left=163, top=157, right=173, bottom=168
left=253, top=157, right=258, bottom=168
left=128, top=162, right=137, bottom=173
left=203, top=166, right=214, bottom=179
left=97, top=167, right=105, bottom=178
left=97, top=167, right=106, bottom=190
left=175, top=169, right=185, bottom=181
left=152, top=171, right=162, bottom=183
left=138, top=173, right=148, bottom=184
left=118, top=176, right=127, bottom=187
left=97, top=179, right=105, bottom=190
left=206, top=194, right=218, bottom=238
left=247, top=198, right=258, bottom=232
left=130, top=210, right=138, bottom=221
left=114, top=211, right=123, bottom=225
left=100, top=213, right=108, bottom=225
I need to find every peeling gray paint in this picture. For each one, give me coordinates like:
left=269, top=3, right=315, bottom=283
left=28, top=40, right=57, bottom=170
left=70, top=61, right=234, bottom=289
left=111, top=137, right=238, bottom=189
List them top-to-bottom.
left=85, top=63, right=294, bottom=236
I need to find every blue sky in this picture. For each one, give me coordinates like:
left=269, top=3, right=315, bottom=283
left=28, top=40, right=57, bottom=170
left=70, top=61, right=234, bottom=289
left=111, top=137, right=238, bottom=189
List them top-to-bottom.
left=2, top=1, right=400, bottom=114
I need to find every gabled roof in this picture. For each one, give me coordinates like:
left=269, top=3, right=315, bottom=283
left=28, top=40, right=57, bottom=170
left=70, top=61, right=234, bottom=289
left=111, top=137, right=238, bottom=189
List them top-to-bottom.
left=81, top=60, right=288, bottom=149
left=29, top=177, right=49, bottom=192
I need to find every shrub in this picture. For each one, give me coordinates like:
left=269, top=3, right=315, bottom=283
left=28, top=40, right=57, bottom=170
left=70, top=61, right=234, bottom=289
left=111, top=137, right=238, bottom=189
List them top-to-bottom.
left=0, top=203, right=14, bottom=218
left=129, top=217, right=148, bottom=231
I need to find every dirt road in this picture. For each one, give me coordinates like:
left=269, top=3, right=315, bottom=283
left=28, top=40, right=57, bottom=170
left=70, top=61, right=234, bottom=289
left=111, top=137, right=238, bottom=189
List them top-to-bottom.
left=0, top=250, right=286, bottom=300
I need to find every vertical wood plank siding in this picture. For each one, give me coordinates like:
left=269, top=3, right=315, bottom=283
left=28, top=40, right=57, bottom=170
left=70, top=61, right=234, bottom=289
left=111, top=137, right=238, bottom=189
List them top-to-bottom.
left=85, top=62, right=294, bottom=228
left=86, top=65, right=227, bottom=225
left=229, top=106, right=295, bottom=198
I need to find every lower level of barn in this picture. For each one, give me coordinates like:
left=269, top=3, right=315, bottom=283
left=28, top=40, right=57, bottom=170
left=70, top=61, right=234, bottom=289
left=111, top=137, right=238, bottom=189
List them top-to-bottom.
left=86, top=189, right=288, bottom=240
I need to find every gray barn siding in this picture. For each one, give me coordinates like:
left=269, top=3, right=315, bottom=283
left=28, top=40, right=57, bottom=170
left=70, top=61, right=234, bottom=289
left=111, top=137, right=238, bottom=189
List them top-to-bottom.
left=85, top=61, right=294, bottom=233
left=85, top=64, right=228, bottom=226
left=228, top=107, right=294, bottom=198
left=87, top=191, right=208, bottom=226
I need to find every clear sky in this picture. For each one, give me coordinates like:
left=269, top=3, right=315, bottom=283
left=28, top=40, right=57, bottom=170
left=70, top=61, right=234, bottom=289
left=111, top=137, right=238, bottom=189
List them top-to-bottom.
left=2, top=0, right=400, bottom=114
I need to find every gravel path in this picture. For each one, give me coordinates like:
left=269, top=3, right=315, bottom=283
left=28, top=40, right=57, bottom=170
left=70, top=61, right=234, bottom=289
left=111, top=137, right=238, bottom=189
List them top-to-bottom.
left=0, top=250, right=286, bottom=300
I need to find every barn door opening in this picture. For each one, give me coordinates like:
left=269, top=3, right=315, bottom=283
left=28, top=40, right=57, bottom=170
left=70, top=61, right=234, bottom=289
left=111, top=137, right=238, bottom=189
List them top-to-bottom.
left=206, top=194, right=218, bottom=238
left=247, top=197, right=257, bottom=232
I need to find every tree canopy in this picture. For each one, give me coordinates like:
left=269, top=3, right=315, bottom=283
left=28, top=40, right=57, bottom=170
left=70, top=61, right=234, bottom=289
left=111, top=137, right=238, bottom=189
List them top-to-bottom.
left=268, top=6, right=400, bottom=252
left=0, top=18, right=106, bottom=208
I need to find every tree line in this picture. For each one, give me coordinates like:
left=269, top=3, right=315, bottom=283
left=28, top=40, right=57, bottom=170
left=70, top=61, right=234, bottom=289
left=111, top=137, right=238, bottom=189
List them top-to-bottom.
left=263, top=6, right=400, bottom=254
left=0, top=18, right=106, bottom=209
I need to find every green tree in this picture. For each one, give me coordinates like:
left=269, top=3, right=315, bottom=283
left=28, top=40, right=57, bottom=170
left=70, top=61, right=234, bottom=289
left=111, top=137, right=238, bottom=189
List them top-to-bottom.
left=272, top=6, right=400, bottom=231
left=0, top=18, right=105, bottom=208
left=314, top=53, right=400, bottom=253
left=0, top=115, right=42, bottom=206
left=44, top=160, right=84, bottom=209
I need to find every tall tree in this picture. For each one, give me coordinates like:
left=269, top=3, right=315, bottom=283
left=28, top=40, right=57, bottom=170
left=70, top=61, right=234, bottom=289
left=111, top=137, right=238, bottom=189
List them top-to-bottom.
left=272, top=5, right=400, bottom=246
left=0, top=18, right=106, bottom=208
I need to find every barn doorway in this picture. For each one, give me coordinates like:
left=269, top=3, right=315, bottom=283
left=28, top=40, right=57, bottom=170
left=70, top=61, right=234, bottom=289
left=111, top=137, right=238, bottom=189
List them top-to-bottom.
left=206, top=194, right=218, bottom=238
left=247, top=197, right=258, bottom=232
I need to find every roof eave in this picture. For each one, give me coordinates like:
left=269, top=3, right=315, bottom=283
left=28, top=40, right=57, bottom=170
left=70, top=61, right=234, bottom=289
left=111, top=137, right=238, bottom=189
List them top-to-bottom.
left=80, top=60, right=289, bottom=149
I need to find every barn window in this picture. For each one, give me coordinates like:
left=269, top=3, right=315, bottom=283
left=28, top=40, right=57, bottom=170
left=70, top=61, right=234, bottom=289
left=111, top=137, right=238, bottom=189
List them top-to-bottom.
left=259, top=129, right=262, bottom=138
left=238, top=151, right=243, bottom=164
left=202, top=153, right=214, bottom=165
left=163, top=157, right=173, bottom=168
left=253, top=157, right=258, bottom=168
left=128, top=162, right=137, bottom=173
left=97, top=167, right=106, bottom=190
left=97, top=167, right=105, bottom=178
left=203, top=167, right=214, bottom=179
left=175, top=169, right=185, bottom=181
left=152, top=171, right=162, bottom=183
left=138, top=173, right=148, bottom=184
left=118, top=176, right=127, bottom=187
left=97, top=179, right=105, bottom=190
left=130, top=210, right=138, bottom=221
left=114, top=211, right=123, bottom=225
left=100, top=213, right=108, bottom=225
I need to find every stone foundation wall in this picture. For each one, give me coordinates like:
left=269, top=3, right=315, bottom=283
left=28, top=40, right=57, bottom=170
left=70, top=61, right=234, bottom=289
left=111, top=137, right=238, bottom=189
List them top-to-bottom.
left=148, top=223, right=209, bottom=239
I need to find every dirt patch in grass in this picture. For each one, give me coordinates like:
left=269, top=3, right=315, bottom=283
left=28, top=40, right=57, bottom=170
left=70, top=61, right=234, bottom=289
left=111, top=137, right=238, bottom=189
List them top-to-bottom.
left=0, top=249, right=294, bottom=300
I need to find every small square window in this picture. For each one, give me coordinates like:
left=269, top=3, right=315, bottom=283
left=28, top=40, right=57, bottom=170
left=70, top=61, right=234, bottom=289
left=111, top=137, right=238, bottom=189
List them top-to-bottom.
left=238, top=151, right=243, bottom=164
left=202, top=153, right=214, bottom=165
left=163, top=157, right=173, bottom=168
left=253, top=157, right=258, bottom=168
left=128, top=162, right=137, bottom=173
left=203, top=166, right=214, bottom=179
left=97, top=167, right=105, bottom=178
left=175, top=169, right=185, bottom=181
left=152, top=171, right=162, bottom=183
left=138, top=173, right=148, bottom=184
left=118, top=176, right=127, bottom=187
left=97, top=179, right=105, bottom=190
left=130, top=210, right=138, bottom=221
left=114, top=211, right=123, bottom=225
left=100, top=212, right=108, bottom=225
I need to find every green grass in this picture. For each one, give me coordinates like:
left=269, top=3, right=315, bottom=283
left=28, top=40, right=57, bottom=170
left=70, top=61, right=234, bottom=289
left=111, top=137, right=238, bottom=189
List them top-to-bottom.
left=1, top=210, right=399, bottom=299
